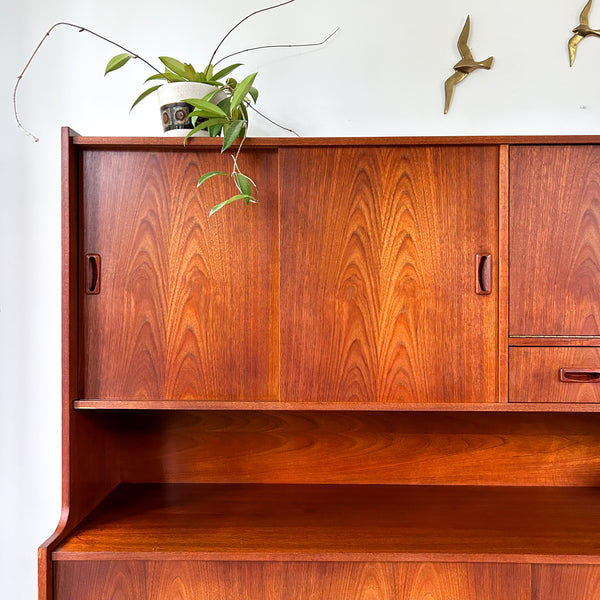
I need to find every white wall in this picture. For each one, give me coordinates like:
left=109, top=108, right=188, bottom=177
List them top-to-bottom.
left=2, top=0, right=599, bottom=597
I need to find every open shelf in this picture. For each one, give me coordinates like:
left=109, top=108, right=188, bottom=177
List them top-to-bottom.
left=53, top=483, right=600, bottom=564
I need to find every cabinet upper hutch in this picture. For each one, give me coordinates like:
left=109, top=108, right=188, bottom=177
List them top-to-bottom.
left=40, top=129, right=600, bottom=600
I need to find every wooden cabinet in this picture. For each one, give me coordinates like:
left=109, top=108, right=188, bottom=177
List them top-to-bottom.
left=39, top=131, right=600, bottom=599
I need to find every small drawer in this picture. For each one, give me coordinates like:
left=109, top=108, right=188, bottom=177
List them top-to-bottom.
left=509, top=347, right=600, bottom=403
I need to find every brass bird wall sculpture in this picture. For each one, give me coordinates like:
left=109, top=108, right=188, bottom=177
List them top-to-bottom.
left=569, top=0, right=600, bottom=66
left=444, top=16, right=494, bottom=114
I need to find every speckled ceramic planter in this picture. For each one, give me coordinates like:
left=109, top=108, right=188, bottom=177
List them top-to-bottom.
left=157, top=82, right=225, bottom=137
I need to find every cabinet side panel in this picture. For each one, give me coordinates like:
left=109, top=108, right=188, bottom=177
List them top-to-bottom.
left=40, top=129, right=121, bottom=600
left=510, top=145, right=600, bottom=336
left=280, top=146, right=498, bottom=403
left=80, top=149, right=279, bottom=400
left=55, top=561, right=529, bottom=600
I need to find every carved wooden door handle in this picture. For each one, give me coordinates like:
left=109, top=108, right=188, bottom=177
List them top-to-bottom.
left=476, top=253, right=492, bottom=295
left=85, top=254, right=101, bottom=295
left=559, top=368, right=600, bottom=383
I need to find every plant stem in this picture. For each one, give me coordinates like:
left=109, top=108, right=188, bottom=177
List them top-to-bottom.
left=208, top=0, right=296, bottom=67
left=14, top=21, right=161, bottom=141
left=214, top=28, right=340, bottom=67
left=248, top=104, right=300, bottom=137
left=231, top=136, right=257, bottom=195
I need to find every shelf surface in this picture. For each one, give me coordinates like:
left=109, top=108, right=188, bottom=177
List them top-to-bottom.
left=74, top=399, right=600, bottom=412
left=53, top=483, right=600, bottom=563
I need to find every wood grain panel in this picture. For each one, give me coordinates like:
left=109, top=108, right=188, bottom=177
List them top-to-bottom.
left=510, top=145, right=600, bottom=336
left=280, top=146, right=498, bottom=403
left=81, top=149, right=278, bottom=400
left=510, top=347, right=600, bottom=403
left=119, top=411, right=600, bottom=486
left=52, top=483, right=600, bottom=561
left=55, top=561, right=529, bottom=600
left=55, top=561, right=146, bottom=599
left=533, top=565, right=600, bottom=599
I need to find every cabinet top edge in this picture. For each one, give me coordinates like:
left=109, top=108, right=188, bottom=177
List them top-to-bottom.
left=67, top=132, right=600, bottom=149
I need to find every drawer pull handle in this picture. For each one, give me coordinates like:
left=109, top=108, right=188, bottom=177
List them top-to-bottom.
left=476, top=253, right=492, bottom=295
left=86, top=254, right=101, bottom=295
left=559, top=368, right=600, bottom=383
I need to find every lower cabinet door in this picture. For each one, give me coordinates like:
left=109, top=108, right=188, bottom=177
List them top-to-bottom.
left=55, top=561, right=530, bottom=600
left=533, top=565, right=600, bottom=600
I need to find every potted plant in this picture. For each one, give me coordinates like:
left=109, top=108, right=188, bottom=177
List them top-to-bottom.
left=14, top=0, right=337, bottom=214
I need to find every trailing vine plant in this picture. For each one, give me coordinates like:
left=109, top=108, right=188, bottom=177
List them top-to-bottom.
left=14, top=1, right=337, bottom=214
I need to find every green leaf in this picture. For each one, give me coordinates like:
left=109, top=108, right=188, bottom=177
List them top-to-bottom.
left=105, top=53, right=131, bottom=75
left=159, top=56, right=188, bottom=78
left=183, top=62, right=196, bottom=81
left=212, top=63, right=242, bottom=81
left=203, top=64, right=214, bottom=81
left=161, top=70, right=186, bottom=83
left=194, top=71, right=207, bottom=83
left=230, top=72, right=257, bottom=115
left=144, top=73, right=170, bottom=83
left=130, top=84, right=162, bottom=110
left=248, top=86, right=259, bottom=103
left=200, top=88, right=223, bottom=102
left=217, top=97, right=231, bottom=113
left=184, top=98, right=228, bottom=119
left=186, top=115, right=228, bottom=129
left=222, top=120, right=246, bottom=152
left=208, top=123, right=224, bottom=137
left=183, top=125, right=205, bottom=143
left=197, top=171, right=230, bottom=186
left=235, top=173, right=253, bottom=197
left=209, top=194, right=255, bottom=216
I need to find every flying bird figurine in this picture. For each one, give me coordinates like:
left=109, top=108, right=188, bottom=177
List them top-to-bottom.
left=569, top=0, right=600, bottom=66
left=444, top=16, right=494, bottom=114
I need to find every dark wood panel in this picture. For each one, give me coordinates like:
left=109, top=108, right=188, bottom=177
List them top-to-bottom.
left=280, top=146, right=498, bottom=403
left=510, top=146, right=600, bottom=336
left=81, top=149, right=278, bottom=400
left=510, top=347, right=600, bottom=403
left=118, top=411, right=600, bottom=486
left=52, top=483, right=600, bottom=562
left=55, top=561, right=530, bottom=600
left=533, top=565, right=600, bottom=599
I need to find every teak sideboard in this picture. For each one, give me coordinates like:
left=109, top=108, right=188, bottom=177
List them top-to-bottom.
left=40, top=128, right=600, bottom=599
